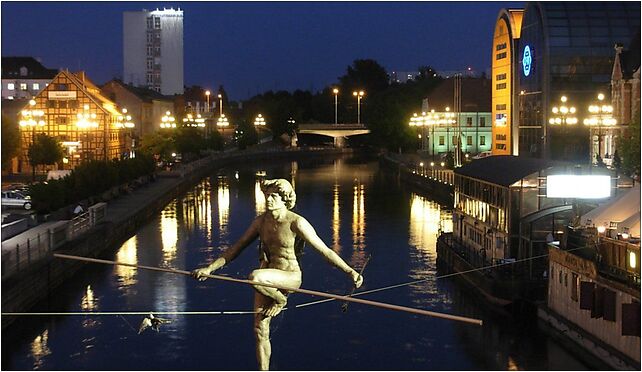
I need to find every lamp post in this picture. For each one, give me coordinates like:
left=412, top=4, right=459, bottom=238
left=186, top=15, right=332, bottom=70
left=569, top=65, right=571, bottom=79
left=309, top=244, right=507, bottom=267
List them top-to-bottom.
left=332, top=88, right=339, bottom=124
left=205, top=90, right=211, bottom=113
left=352, top=90, right=364, bottom=124
left=218, top=93, right=223, bottom=116
left=583, top=93, right=615, bottom=165
left=549, top=96, right=577, bottom=159
left=19, top=99, right=46, bottom=157
left=75, top=104, right=100, bottom=161
left=116, top=108, right=135, bottom=158
left=160, top=111, right=176, bottom=129
left=254, top=113, right=267, bottom=127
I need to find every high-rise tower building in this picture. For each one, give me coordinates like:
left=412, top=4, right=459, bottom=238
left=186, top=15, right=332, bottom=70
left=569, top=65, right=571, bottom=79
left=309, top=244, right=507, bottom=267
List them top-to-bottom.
left=123, top=8, right=183, bottom=95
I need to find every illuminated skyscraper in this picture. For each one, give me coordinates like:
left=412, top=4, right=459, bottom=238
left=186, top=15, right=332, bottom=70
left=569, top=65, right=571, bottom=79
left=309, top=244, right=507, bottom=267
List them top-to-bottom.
left=123, top=8, right=183, bottom=95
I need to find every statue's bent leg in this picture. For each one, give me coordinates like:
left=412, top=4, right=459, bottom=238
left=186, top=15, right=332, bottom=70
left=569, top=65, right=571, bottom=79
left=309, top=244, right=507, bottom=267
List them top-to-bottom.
left=249, top=269, right=302, bottom=317
left=254, top=292, right=272, bottom=371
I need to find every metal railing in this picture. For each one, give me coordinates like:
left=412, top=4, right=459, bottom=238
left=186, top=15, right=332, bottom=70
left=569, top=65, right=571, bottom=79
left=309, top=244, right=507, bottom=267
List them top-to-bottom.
left=68, top=211, right=91, bottom=240
left=1, top=231, right=51, bottom=280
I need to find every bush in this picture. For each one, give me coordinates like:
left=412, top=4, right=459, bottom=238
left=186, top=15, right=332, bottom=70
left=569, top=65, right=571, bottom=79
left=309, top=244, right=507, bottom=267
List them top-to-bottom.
left=29, top=154, right=157, bottom=214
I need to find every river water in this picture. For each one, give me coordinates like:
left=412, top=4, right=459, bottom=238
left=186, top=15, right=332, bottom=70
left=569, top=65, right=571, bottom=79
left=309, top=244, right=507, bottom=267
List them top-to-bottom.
left=2, top=154, right=590, bottom=370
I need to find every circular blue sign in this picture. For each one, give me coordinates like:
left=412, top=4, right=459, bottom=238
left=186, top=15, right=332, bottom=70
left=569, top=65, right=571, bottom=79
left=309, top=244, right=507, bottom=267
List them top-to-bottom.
left=522, top=45, right=532, bottom=77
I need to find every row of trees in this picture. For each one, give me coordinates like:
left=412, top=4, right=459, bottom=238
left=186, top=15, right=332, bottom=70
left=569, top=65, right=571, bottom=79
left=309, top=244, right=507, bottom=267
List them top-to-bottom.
left=139, top=127, right=224, bottom=164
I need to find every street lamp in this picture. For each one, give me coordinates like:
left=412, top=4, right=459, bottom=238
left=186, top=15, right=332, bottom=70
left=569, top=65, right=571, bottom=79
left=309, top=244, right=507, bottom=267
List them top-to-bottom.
left=332, top=88, right=339, bottom=124
left=205, top=90, right=211, bottom=113
left=352, top=90, right=365, bottom=124
left=218, top=93, right=223, bottom=116
left=583, top=93, right=616, bottom=164
left=549, top=96, right=578, bottom=126
left=19, top=99, right=46, bottom=147
left=116, top=108, right=135, bottom=158
left=160, top=110, right=176, bottom=129
left=183, top=113, right=205, bottom=128
left=254, top=113, right=267, bottom=127
left=217, top=114, right=230, bottom=128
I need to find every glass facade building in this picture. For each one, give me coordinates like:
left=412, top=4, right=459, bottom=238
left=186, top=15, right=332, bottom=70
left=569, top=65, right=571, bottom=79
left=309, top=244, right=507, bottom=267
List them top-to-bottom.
left=516, top=2, right=640, bottom=161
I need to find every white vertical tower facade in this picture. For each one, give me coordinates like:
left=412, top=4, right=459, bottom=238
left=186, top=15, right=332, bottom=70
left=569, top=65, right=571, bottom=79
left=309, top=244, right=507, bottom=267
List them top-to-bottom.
left=123, top=8, right=184, bottom=95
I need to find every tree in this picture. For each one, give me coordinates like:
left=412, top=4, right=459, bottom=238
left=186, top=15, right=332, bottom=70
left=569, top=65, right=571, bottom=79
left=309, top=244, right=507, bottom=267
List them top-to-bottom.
left=338, top=59, right=390, bottom=95
left=417, top=65, right=438, bottom=81
left=617, top=109, right=641, bottom=179
left=1, top=115, right=21, bottom=171
left=234, top=120, right=258, bottom=150
left=174, top=127, right=206, bottom=160
left=140, top=131, right=175, bottom=163
left=27, top=133, right=64, bottom=181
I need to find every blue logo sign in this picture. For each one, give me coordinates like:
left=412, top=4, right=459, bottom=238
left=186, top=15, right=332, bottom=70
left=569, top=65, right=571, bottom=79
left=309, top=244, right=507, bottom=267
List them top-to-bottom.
left=522, top=45, right=532, bottom=77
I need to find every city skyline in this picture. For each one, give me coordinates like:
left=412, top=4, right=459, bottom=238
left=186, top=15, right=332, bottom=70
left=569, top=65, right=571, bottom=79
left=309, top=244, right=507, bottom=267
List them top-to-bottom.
left=2, top=1, right=523, bottom=100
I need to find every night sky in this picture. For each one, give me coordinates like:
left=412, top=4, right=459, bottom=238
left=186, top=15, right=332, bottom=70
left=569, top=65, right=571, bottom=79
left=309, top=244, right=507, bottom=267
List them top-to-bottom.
left=2, top=1, right=523, bottom=100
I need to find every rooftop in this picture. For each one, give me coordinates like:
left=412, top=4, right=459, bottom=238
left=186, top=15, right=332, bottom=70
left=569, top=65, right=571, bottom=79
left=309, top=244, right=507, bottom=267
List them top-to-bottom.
left=2, top=57, right=58, bottom=79
left=455, top=155, right=555, bottom=187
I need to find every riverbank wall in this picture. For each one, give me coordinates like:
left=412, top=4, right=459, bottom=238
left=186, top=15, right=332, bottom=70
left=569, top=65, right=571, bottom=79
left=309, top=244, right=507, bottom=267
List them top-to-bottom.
left=1, top=147, right=353, bottom=329
left=379, top=152, right=453, bottom=206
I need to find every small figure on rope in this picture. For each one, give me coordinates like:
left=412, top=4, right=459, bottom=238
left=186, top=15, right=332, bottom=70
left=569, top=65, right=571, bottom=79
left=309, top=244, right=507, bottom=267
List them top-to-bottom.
left=192, top=179, right=363, bottom=370
left=138, top=313, right=171, bottom=334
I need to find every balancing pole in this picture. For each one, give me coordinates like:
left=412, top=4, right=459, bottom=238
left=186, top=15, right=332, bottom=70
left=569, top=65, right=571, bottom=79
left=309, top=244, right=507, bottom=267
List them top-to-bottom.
left=53, top=253, right=483, bottom=326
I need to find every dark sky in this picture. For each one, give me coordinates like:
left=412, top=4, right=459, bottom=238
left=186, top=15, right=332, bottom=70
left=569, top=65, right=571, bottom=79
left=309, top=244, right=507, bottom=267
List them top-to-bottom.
left=2, top=1, right=523, bottom=100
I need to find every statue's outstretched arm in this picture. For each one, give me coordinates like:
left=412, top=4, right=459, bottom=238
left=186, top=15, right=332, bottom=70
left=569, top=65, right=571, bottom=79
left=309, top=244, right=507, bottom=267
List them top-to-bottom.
left=192, top=217, right=261, bottom=280
left=294, top=217, right=363, bottom=288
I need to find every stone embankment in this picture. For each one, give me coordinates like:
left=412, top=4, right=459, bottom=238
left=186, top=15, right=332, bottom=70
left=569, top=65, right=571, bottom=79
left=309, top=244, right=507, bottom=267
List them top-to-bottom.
left=1, top=146, right=352, bottom=329
left=379, top=152, right=454, bottom=205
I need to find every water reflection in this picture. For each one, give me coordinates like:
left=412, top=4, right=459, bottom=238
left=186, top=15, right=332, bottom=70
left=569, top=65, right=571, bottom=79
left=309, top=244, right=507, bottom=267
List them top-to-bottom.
left=217, top=176, right=230, bottom=239
left=255, top=179, right=266, bottom=216
left=351, top=181, right=365, bottom=250
left=332, top=183, right=341, bottom=252
left=408, top=193, right=450, bottom=302
left=160, top=202, right=178, bottom=265
left=115, top=235, right=137, bottom=288
left=80, top=285, right=98, bottom=311
left=30, top=329, right=51, bottom=369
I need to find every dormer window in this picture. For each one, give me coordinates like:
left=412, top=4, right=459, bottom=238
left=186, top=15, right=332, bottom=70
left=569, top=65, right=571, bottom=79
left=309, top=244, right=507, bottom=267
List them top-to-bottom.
left=19, top=66, right=28, bottom=76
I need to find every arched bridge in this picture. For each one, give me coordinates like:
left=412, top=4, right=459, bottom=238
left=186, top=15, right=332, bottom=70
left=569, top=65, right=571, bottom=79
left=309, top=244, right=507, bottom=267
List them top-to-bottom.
left=297, top=123, right=370, bottom=147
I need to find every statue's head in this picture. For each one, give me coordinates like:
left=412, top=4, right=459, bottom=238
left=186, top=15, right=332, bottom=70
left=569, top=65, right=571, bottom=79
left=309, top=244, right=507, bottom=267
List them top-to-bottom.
left=260, top=179, right=296, bottom=210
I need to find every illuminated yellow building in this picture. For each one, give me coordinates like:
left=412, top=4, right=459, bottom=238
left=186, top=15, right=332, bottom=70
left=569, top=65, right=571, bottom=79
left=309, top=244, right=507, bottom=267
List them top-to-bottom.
left=491, top=9, right=523, bottom=156
left=18, top=70, right=126, bottom=172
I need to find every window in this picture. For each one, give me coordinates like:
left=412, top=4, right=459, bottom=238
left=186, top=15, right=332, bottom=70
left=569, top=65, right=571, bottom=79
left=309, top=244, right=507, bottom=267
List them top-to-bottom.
left=146, top=17, right=153, bottom=29
left=154, top=17, right=161, bottom=29
left=495, top=43, right=507, bottom=51
left=496, top=52, right=506, bottom=60
left=147, top=58, right=154, bottom=70
left=19, top=66, right=28, bottom=76
left=495, top=73, right=506, bottom=81
left=7, top=83, right=14, bottom=90
left=20, top=83, right=27, bottom=91
left=32, top=83, right=40, bottom=90
left=56, top=83, right=68, bottom=90
left=496, top=83, right=507, bottom=90
left=7, top=96, right=13, bottom=100
left=69, top=100, right=78, bottom=109
left=47, top=101, right=56, bottom=108
left=58, top=101, right=68, bottom=109
left=496, top=104, right=506, bottom=110
left=56, top=116, right=68, bottom=125
left=466, top=117, right=473, bottom=126
left=480, top=117, right=486, bottom=127
left=496, top=134, right=506, bottom=141
left=439, top=136, right=445, bottom=146
left=466, top=136, right=473, bottom=146
left=480, top=136, right=486, bottom=146
left=495, top=144, right=506, bottom=150
left=571, top=273, right=578, bottom=301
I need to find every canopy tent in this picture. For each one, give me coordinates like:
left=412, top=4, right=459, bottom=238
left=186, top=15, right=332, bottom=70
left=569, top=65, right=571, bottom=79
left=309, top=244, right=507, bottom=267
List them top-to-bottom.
left=581, top=183, right=641, bottom=237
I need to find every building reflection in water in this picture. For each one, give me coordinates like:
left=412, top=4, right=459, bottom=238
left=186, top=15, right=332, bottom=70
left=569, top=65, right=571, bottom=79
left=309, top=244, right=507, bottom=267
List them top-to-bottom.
left=217, top=176, right=230, bottom=240
left=255, top=178, right=266, bottom=216
left=201, top=180, right=212, bottom=244
left=332, top=183, right=341, bottom=253
left=407, top=193, right=451, bottom=302
left=160, top=202, right=178, bottom=265
left=115, top=235, right=138, bottom=288
left=30, top=329, right=51, bottom=369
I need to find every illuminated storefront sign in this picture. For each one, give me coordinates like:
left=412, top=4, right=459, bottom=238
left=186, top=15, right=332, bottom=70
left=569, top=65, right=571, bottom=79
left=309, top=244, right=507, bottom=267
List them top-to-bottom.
left=522, top=45, right=532, bottom=77
left=48, top=91, right=77, bottom=100
left=546, top=175, right=611, bottom=199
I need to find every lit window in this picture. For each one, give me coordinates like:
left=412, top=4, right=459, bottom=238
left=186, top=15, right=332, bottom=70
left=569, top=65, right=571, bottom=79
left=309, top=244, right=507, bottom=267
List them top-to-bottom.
left=7, top=83, right=14, bottom=90
left=20, top=83, right=27, bottom=91
left=32, top=83, right=40, bottom=90
left=7, top=96, right=13, bottom=100
left=467, top=136, right=473, bottom=146
left=480, top=136, right=486, bottom=146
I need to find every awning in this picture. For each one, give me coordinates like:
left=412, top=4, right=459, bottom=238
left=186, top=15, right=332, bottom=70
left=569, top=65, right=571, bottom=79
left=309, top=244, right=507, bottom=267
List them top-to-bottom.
left=581, top=183, right=641, bottom=237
